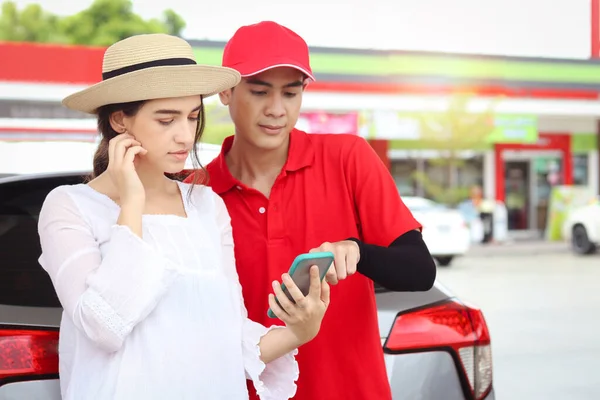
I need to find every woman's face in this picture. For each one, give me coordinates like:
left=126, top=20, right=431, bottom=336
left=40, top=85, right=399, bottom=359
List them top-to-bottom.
left=112, top=95, right=202, bottom=174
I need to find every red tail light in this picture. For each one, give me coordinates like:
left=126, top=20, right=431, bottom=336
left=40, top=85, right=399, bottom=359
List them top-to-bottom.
left=384, top=299, right=492, bottom=400
left=0, top=328, right=59, bottom=381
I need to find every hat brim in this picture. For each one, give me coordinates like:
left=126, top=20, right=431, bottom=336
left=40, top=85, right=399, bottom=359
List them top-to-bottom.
left=236, top=59, right=316, bottom=82
left=62, top=64, right=241, bottom=114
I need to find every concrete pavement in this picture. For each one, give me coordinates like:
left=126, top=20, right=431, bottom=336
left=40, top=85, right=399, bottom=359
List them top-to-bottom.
left=466, top=239, right=572, bottom=257
left=437, top=251, right=600, bottom=400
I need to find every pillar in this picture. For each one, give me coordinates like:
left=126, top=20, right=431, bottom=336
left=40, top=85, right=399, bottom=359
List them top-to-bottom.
left=593, top=0, right=600, bottom=58
left=597, top=120, right=600, bottom=195
left=563, top=135, right=573, bottom=185
left=494, top=145, right=505, bottom=202
left=483, top=150, right=495, bottom=200
left=589, top=150, right=599, bottom=196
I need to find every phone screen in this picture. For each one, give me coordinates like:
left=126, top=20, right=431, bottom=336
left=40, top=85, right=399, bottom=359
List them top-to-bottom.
left=268, top=253, right=333, bottom=318
left=282, top=256, right=332, bottom=302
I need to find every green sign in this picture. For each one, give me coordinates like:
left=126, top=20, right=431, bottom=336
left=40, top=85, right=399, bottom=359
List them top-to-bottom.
left=191, top=46, right=600, bottom=86
left=362, top=111, right=538, bottom=147
left=487, top=115, right=538, bottom=143
left=572, top=133, right=598, bottom=153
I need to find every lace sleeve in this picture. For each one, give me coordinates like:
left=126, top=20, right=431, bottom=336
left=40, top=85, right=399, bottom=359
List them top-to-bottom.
left=37, top=186, right=180, bottom=352
left=212, top=190, right=299, bottom=400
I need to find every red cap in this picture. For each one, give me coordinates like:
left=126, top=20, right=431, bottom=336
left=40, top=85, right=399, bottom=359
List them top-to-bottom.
left=222, top=21, right=315, bottom=81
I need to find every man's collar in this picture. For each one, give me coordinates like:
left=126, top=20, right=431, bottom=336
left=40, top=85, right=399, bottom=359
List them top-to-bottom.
left=284, top=128, right=315, bottom=172
left=208, top=129, right=315, bottom=195
left=207, top=135, right=237, bottom=195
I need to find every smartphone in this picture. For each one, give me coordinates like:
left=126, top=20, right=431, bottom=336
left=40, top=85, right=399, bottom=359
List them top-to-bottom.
left=267, top=251, right=334, bottom=319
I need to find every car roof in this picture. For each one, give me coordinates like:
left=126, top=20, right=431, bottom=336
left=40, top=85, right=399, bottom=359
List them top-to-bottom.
left=0, top=171, right=89, bottom=184
left=0, top=171, right=453, bottom=329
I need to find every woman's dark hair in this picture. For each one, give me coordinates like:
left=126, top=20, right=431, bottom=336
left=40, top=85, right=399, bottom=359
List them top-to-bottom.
left=92, top=97, right=208, bottom=184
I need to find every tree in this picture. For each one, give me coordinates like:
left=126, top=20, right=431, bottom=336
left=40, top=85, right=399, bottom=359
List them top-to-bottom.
left=0, top=0, right=186, bottom=46
left=0, top=1, right=63, bottom=42
left=162, top=9, right=186, bottom=37
left=412, top=93, right=500, bottom=205
left=202, top=102, right=235, bottom=145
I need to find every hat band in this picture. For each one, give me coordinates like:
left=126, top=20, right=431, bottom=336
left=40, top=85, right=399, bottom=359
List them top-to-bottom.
left=102, top=57, right=197, bottom=80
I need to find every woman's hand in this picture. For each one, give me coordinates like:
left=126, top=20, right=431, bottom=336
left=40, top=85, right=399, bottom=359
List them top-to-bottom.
left=107, top=133, right=147, bottom=205
left=108, top=133, right=148, bottom=238
left=268, top=265, right=331, bottom=345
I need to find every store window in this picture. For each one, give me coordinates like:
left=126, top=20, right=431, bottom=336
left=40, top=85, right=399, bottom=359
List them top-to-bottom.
left=390, top=154, right=484, bottom=201
left=573, top=154, right=589, bottom=186
left=422, top=155, right=484, bottom=201
left=457, top=155, right=485, bottom=188
left=391, top=160, right=418, bottom=196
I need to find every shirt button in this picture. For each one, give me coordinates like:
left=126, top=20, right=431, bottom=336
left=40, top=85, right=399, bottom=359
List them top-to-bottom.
left=236, top=185, right=242, bottom=190
left=258, top=207, right=266, bottom=214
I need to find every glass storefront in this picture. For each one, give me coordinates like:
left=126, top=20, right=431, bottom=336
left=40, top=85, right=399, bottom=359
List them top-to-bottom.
left=391, top=151, right=593, bottom=233
left=503, top=153, right=591, bottom=232
left=573, top=154, right=589, bottom=186
left=391, top=155, right=484, bottom=202
left=391, top=159, right=419, bottom=196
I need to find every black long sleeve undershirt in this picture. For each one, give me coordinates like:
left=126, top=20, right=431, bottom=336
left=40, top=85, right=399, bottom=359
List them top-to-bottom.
left=347, top=230, right=437, bottom=292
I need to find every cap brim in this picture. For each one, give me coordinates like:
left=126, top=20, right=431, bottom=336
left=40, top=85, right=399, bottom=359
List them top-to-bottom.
left=237, top=60, right=315, bottom=82
left=62, top=64, right=241, bottom=114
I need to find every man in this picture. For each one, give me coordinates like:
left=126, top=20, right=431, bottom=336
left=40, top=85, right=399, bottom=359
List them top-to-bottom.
left=185, top=21, right=436, bottom=400
left=459, top=185, right=495, bottom=243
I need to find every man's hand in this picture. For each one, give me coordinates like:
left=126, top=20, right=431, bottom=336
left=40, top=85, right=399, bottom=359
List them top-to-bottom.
left=309, top=240, right=360, bottom=285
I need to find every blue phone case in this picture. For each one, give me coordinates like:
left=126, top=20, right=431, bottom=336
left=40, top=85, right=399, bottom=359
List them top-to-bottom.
left=267, top=251, right=334, bottom=319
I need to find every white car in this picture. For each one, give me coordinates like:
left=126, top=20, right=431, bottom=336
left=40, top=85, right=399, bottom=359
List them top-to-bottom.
left=0, top=173, right=496, bottom=400
left=402, top=196, right=471, bottom=267
left=562, top=198, right=600, bottom=255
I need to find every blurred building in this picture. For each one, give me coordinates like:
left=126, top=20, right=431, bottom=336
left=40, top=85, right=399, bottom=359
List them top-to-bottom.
left=1, top=37, right=599, bottom=235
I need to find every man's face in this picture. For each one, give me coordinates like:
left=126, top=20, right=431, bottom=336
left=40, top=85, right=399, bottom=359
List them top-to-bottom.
left=219, top=67, right=306, bottom=151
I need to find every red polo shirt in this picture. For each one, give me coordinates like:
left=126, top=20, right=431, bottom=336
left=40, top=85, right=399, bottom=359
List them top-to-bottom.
left=185, top=129, right=420, bottom=400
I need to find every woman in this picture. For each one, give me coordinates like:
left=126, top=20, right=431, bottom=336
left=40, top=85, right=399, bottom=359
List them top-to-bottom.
left=37, top=33, right=330, bottom=400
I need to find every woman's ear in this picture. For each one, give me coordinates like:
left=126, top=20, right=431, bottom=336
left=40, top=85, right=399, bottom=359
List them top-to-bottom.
left=109, top=111, right=127, bottom=133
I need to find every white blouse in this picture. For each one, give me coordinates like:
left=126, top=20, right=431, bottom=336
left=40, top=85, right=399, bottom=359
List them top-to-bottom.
left=37, top=181, right=298, bottom=400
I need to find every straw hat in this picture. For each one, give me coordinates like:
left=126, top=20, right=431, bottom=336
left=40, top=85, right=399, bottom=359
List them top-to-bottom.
left=62, top=34, right=241, bottom=114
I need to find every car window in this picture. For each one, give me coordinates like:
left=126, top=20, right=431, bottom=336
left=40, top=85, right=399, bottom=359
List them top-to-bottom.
left=0, top=174, right=86, bottom=307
